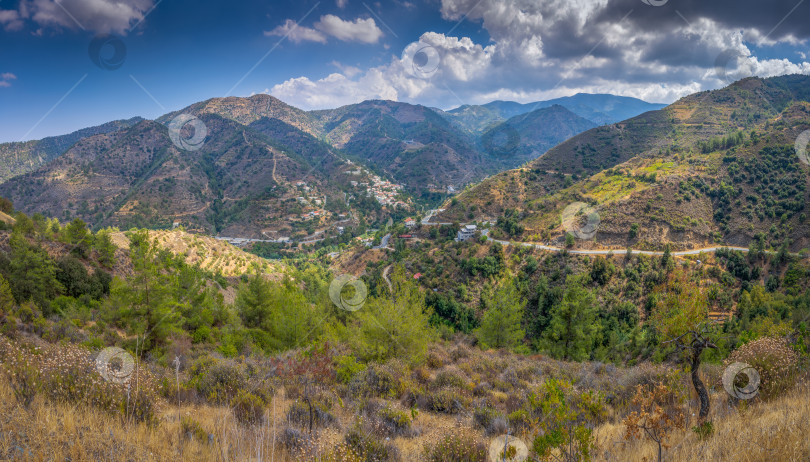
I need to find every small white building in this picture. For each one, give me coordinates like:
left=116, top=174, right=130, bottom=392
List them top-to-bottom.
left=404, top=218, right=416, bottom=229
left=456, top=224, right=477, bottom=241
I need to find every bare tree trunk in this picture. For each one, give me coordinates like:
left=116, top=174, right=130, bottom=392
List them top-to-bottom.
left=691, top=346, right=710, bottom=421
left=305, top=396, right=314, bottom=434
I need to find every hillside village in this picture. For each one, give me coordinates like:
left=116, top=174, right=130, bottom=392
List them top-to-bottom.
left=346, top=166, right=410, bottom=209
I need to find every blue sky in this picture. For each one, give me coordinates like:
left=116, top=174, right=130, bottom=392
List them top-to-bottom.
left=1, top=0, right=809, bottom=142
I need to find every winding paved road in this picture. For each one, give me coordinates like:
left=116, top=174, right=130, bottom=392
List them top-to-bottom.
left=421, top=210, right=759, bottom=256
left=480, top=229, right=759, bottom=256
left=374, top=233, right=392, bottom=250
left=382, top=264, right=393, bottom=290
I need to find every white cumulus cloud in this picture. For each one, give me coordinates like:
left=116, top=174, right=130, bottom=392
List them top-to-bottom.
left=18, top=0, right=154, bottom=34
left=265, top=14, right=383, bottom=44
left=313, top=15, right=382, bottom=44
left=265, top=19, right=327, bottom=44
left=270, top=69, right=401, bottom=109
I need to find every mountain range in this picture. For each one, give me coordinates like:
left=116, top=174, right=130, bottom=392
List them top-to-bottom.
left=436, top=75, right=810, bottom=251
left=0, top=93, right=666, bottom=237
left=442, top=93, right=666, bottom=132
left=0, top=117, right=144, bottom=184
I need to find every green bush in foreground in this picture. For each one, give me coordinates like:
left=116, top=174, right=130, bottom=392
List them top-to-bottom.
left=231, top=390, right=265, bottom=425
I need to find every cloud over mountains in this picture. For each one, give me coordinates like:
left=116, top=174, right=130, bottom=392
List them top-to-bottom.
left=269, top=0, right=810, bottom=110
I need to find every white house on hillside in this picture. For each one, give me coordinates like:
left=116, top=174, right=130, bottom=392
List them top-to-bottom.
left=456, top=224, right=477, bottom=241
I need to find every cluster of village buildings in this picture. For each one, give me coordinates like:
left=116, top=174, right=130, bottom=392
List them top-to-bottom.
left=346, top=168, right=408, bottom=208
left=292, top=181, right=331, bottom=222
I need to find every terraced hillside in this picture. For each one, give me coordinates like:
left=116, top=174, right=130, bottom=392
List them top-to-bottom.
left=436, top=76, right=810, bottom=251
left=0, top=116, right=361, bottom=238
left=111, top=229, right=282, bottom=277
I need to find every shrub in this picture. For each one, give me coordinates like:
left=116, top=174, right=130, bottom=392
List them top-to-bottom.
left=0, top=337, right=159, bottom=423
left=726, top=337, right=799, bottom=400
left=450, top=344, right=471, bottom=361
left=426, top=351, right=444, bottom=369
left=336, top=354, right=367, bottom=384
left=187, top=356, right=246, bottom=404
left=4, top=359, right=38, bottom=408
left=349, top=362, right=402, bottom=399
left=412, top=366, right=431, bottom=384
left=432, top=369, right=470, bottom=391
left=492, top=378, right=513, bottom=393
left=530, top=379, right=606, bottom=462
left=399, top=380, right=426, bottom=409
left=473, top=381, right=492, bottom=397
left=623, top=381, right=686, bottom=462
left=424, top=386, right=469, bottom=414
left=231, top=390, right=265, bottom=425
left=287, top=398, right=336, bottom=430
left=379, top=406, right=413, bottom=436
left=473, top=406, right=508, bottom=435
left=507, top=409, right=531, bottom=432
left=181, top=416, right=209, bottom=442
left=692, top=421, right=714, bottom=440
left=345, top=425, right=396, bottom=461
left=280, top=427, right=309, bottom=452
left=424, top=430, right=487, bottom=462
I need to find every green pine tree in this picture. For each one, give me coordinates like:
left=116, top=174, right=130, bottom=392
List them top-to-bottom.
left=64, top=218, right=93, bottom=257
left=94, top=229, right=118, bottom=267
left=107, top=230, right=178, bottom=352
left=7, top=232, right=64, bottom=312
left=351, top=266, right=434, bottom=363
left=235, top=270, right=322, bottom=352
left=235, top=273, right=275, bottom=329
left=0, top=274, right=14, bottom=314
left=542, top=276, right=599, bottom=361
left=475, top=278, right=525, bottom=350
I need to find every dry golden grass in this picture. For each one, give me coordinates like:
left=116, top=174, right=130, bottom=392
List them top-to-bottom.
left=0, top=211, right=15, bottom=226
left=0, top=338, right=807, bottom=462
left=0, top=375, right=312, bottom=462
left=594, top=383, right=810, bottom=462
